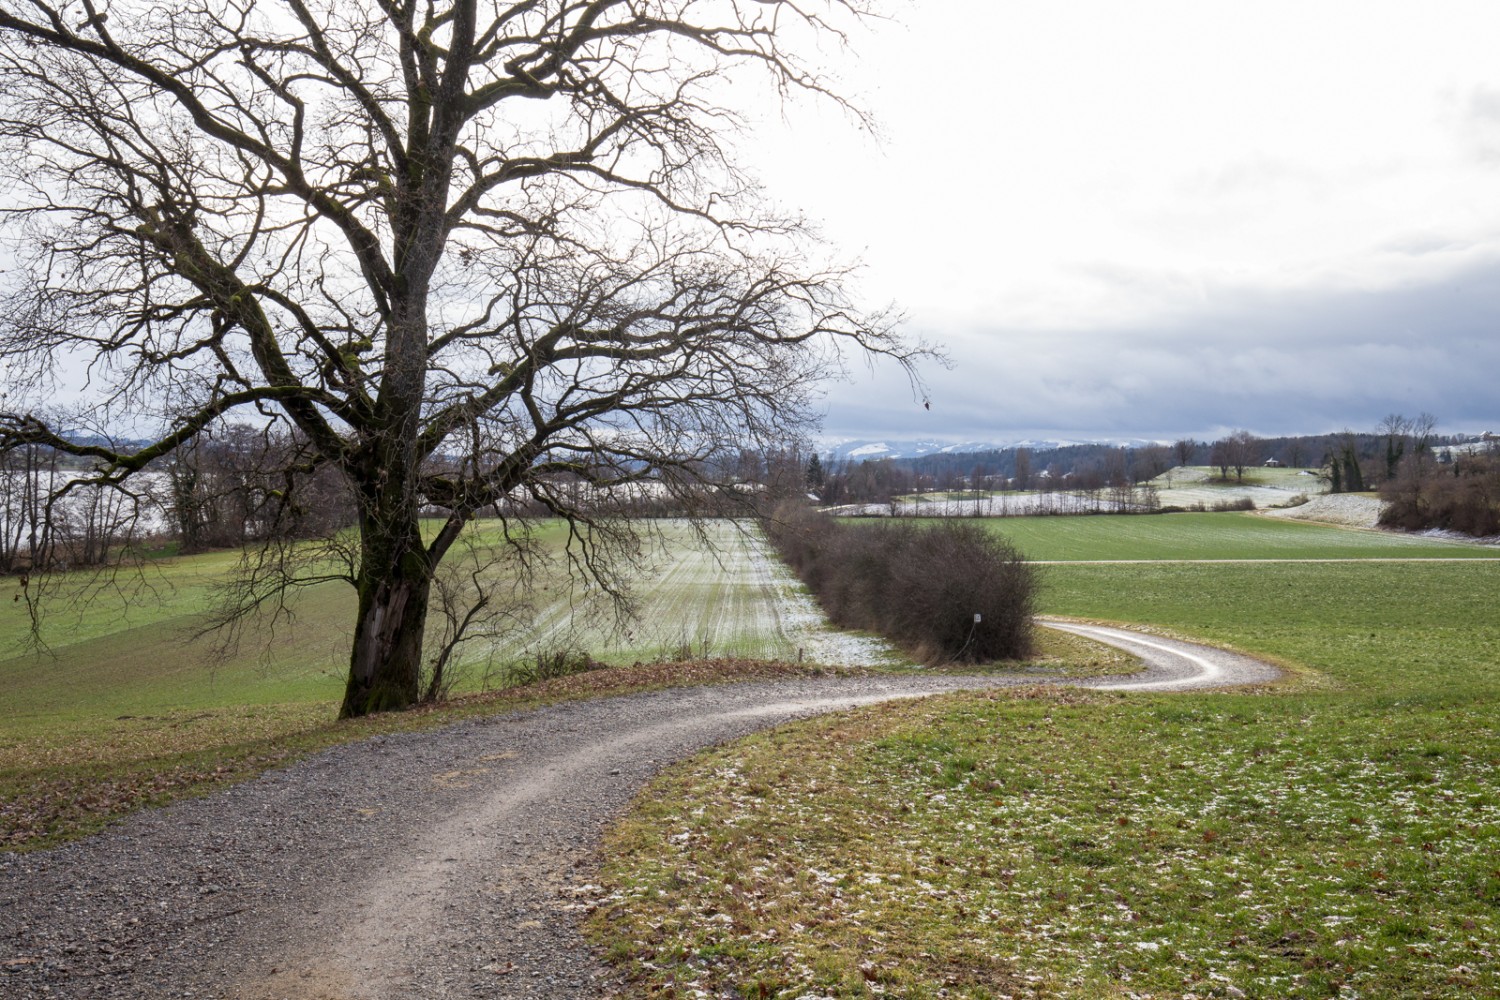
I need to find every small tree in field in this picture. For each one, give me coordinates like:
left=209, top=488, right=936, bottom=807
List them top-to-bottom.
left=0, top=1, right=924, bottom=716
left=1173, top=438, right=1197, bottom=469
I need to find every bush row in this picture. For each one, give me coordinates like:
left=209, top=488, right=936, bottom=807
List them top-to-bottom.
left=1379, top=453, right=1500, bottom=537
left=763, top=502, right=1036, bottom=664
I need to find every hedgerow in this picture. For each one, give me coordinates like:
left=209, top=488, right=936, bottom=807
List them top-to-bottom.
left=763, top=502, right=1035, bottom=663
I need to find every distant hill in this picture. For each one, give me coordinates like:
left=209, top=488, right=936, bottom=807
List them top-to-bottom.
left=819, top=437, right=1161, bottom=462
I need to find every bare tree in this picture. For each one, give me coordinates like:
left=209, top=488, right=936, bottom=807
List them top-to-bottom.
left=0, top=1, right=924, bottom=716
left=1377, top=412, right=1439, bottom=483
left=1378, top=413, right=1414, bottom=482
left=1213, top=429, right=1259, bottom=483
left=1229, top=429, right=1260, bottom=483
left=1173, top=438, right=1197, bottom=469
left=1210, top=439, right=1231, bottom=481
left=1134, top=443, right=1171, bottom=483
left=1012, top=448, right=1031, bottom=491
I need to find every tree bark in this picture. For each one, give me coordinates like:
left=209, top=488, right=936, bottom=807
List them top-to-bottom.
left=340, top=477, right=433, bottom=718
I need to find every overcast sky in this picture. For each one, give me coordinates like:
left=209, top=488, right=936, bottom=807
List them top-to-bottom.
left=748, top=0, right=1500, bottom=445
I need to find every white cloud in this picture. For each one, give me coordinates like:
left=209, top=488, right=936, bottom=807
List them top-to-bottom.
left=744, top=0, right=1500, bottom=439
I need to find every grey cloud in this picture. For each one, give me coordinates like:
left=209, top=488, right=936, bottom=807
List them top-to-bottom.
left=823, top=255, right=1500, bottom=442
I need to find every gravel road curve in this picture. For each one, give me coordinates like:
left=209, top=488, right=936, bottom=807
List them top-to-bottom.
left=1, top=625, right=1279, bottom=1000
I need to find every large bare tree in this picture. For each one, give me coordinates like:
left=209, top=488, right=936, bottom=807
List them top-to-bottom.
left=0, top=0, right=921, bottom=716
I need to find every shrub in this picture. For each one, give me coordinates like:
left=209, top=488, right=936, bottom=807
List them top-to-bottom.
left=1380, top=452, right=1500, bottom=537
left=763, top=503, right=1036, bottom=664
left=504, top=648, right=603, bottom=688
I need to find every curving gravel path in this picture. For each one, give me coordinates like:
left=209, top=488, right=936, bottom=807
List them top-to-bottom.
left=1044, top=619, right=1283, bottom=691
left=1, top=625, right=1279, bottom=1000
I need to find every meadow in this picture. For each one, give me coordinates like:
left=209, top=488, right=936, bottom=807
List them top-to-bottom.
left=969, top=510, right=1496, bottom=562
left=590, top=518, right=1500, bottom=999
left=0, top=519, right=894, bottom=848
left=0, top=520, right=879, bottom=724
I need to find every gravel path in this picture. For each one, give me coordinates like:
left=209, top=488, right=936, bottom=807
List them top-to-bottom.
left=1, top=627, right=1279, bottom=1000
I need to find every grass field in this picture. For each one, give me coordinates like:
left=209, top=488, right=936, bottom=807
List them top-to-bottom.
left=981, top=510, right=1500, bottom=562
left=4, top=512, right=1161, bottom=850
left=0, top=520, right=888, bottom=727
left=590, top=526, right=1500, bottom=998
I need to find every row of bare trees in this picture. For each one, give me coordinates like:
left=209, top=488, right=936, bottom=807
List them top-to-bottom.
left=1324, top=414, right=1440, bottom=495
left=1378, top=420, right=1498, bottom=537
left=0, top=441, right=145, bottom=573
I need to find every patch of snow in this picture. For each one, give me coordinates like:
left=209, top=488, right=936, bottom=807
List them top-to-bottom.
left=826, top=493, right=1151, bottom=518
left=1259, top=493, right=1384, bottom=529
left=743, top=527, right=907, bottom=667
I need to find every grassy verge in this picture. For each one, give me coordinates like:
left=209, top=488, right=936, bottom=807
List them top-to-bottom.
left=590, top=559, right=1500, bottom=999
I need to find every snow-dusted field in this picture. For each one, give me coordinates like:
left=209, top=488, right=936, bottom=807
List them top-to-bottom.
left=1153, top=466, right=1322, bottom=509
left=829, top=468, right=1327, bottom=519
left=828, top=492, right=1151, bottom=518
left=1259, top=492, right=1384, bottom=529
left=1260, top=492, right=1500, bottom=545
left=513, top=520, right=903, bottom=667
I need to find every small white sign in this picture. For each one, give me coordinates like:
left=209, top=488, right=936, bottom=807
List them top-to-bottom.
left=973, top=613, right=982, bottom=623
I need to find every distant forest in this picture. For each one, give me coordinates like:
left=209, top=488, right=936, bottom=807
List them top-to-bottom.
left=809, top=422, right=1495, bottom=509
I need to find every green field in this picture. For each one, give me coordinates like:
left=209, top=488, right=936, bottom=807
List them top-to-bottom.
left=11, top=508, right=1500, bottom=995
left=985, top=510, right=1499, bottom=562
left=0, top=520, right=872, bottom=728
left=591, top=526, right=1500, bottom=998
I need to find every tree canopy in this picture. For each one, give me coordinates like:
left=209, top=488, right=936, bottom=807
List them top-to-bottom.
left=0, top=0, right=924, bottom=716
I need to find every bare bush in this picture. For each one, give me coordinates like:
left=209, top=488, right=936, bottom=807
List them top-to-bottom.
left=1380, top=450, right=1500, bottom=537
left=765, top=503, right=1036, bottom=664
left=504, top=649, right=604, bottom=689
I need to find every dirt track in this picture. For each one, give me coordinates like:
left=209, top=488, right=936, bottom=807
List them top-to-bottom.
left=0, top=625, right=1280, bottom=999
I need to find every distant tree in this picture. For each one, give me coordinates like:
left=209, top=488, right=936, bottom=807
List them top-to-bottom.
left=1379, top=414, right=1414, bottom=482
left=1223, top=430, right=1260, bottom=483
left=1330, top=432, right=1367, bottom=493
left=1174, top=438, right=1197, bottom=468
left=0, top=439, right=59, bottom=573
left=1210, top=440, right=1231, bottom=480
left=1135, top=444, right=1172, bottom=483
left=1103, top=447, right=1129, bottom=487
left=1013, top=448, right=1032, bottom=491
left=1325, top=449, right=1343, bottom=493
left=805, top=454, right=826, bottom=495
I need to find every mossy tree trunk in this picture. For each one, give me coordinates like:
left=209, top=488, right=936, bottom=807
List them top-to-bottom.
left=341, top=507, right=434, bottom=718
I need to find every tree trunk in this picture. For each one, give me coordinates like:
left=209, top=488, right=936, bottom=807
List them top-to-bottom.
left=340, top=502, right=432, bottom=718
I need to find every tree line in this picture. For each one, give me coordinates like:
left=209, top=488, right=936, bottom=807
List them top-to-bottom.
left=807, top=422, right=1492, bottom=505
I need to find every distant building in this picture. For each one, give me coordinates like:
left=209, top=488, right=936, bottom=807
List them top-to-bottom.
left=1263, top=458, right=1283, bottom=468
